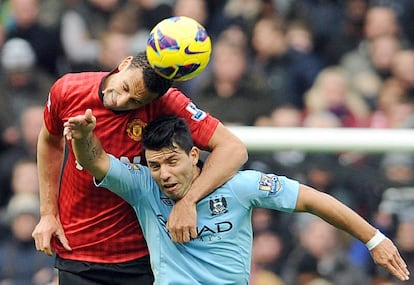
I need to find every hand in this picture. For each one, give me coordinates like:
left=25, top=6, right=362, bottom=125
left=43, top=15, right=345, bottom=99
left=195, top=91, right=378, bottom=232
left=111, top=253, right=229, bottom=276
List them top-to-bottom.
left=63, top=109, right=96, bottom=140
left=167, top=198, right=198, bottom=243
left=32, top=214, right=71, bottom=256
left=370, top=237, right=410, bottom=281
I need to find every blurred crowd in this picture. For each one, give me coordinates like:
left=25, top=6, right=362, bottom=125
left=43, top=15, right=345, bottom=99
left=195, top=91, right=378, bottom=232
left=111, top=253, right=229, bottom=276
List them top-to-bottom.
left=0, top=0, right=413, bottom=284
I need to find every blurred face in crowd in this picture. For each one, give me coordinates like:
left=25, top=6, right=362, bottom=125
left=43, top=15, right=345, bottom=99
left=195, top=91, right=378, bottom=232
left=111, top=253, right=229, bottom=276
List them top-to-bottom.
left=10, top=0, right=39, bottom=28
left=364, top=7, right=398, bottom=40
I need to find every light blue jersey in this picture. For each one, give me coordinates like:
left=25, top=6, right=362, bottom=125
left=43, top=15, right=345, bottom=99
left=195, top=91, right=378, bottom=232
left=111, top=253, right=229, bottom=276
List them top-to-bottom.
left=96, top=155, right=300, bottom=285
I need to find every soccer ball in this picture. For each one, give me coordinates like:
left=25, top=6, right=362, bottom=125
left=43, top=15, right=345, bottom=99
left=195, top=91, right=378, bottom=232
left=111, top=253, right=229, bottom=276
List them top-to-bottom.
left=146, top=16, right=212, bottom=81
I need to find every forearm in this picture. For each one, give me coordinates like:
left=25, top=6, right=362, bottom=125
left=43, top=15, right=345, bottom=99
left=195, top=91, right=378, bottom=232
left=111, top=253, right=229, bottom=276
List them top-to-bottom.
left=72, top=133, right=108, bottom=180
left=185, top=141, right=247, bottom=203
left=297, top=185, right=377, bottom=243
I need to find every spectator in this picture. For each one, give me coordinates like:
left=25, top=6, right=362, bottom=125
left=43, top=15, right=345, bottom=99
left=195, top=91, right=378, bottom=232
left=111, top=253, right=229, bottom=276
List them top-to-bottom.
left=5, top=0, right=62, bottom=76
left=59, top=0, right=127, bottom=71
left=131, top=0, right=172, bottom=32
left=172, top=0, right=208, bottom=28
left=288, top=0, right=343, bottom=66
left=320, top=0, right=369, bottom=66
left=363, top=5, right=402, bottom=42
left=250, top=15, right=292, bottom=106
left=251, top=15, right=322, bottom=108
left=284, top=19, right=324, bottom=108
left=96, top=31, right=133, bottom=71
left=195, top=31, right=274, bottom=125
left=341, top=34, right=401, bottom=109
left=0, top=38, right=53, bottom=148
left=390, top=49, right=414, bottom=92
left=303, top=66, right=370, bottom=127
left=368, top=78, right=408, bottom=129
left=246, top=104, right=305, bottom=180
left=0, top=105, right=43, bottom=208
left=301, top=153, right=354, bottom=208
left=10, top=158, right=39, bottom=196
left=0, top=193, right=55, bottom=285
left=281, top=214, right=371, bottom=285
left=251, top=230, right=285, bottom=274
left=250, top=231, right=286, bottom=285
left=295, top=251, right=333, bottom=285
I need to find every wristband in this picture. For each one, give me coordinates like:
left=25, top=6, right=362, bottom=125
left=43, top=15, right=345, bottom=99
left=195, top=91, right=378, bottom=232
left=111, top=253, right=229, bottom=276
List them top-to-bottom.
left=365, top=229, right=386, bottom=250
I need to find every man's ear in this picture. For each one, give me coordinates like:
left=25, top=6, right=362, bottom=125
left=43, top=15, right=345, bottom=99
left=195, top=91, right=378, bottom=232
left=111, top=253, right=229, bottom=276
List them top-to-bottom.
left=118, top=56, right=133, bottom=71
left=191, top=147, right=200, bottom=165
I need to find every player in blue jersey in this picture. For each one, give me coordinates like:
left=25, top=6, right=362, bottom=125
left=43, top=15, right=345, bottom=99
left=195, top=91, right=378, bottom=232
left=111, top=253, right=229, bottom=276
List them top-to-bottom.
left=64, top=109, right=410, bottom=284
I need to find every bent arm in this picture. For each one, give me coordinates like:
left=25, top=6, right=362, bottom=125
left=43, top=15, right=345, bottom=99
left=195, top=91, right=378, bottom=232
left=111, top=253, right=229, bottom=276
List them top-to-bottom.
left=66, top=109, right=110, bottom=180
left=186, top=122, right=248, bottom=203
left=72, top=132, right=109, bottom=181
left=295, top=184, right=410, bottom=281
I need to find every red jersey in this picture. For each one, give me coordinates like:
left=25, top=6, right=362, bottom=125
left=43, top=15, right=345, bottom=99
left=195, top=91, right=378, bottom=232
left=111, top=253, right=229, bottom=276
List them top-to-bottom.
left=44, top=72, right=219, bottom=263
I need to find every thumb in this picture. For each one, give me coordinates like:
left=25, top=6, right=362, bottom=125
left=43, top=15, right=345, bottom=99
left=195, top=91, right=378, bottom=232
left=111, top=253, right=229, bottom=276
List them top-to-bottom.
left=85, top=109, right=93, bottom=121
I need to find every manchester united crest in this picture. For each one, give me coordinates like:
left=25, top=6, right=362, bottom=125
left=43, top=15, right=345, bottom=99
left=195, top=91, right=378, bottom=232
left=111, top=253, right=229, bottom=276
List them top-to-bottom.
left=126, top=118, right=147, bottom=141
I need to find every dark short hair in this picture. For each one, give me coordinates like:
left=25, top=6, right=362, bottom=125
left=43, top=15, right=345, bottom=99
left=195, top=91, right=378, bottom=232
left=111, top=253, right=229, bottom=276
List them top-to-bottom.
left=130, top=52, right=173, bottom=97
left=142, top=115, right=194, bottom=154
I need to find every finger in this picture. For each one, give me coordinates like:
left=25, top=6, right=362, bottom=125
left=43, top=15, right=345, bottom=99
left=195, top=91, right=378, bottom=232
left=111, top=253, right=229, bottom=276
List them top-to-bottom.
left=63, top=127, right=72, bottom=140
left=166, top=224, right=177, bottom=243
left=189, top=227, right=197, bottom=239
left=170, top=231, right=178, bottom=243
left=182, top=231, right=191, bottom=243
left=57, top=233, right=72, bottom=251
left=33, top=236, right=41, bottom=251
left=44, top=247, right=53, bottom=256
left=395, top=251, right=410, bottom=275
left=384, top=256, right=406, bottom=281
left=390, top=256, right=410, bottom=281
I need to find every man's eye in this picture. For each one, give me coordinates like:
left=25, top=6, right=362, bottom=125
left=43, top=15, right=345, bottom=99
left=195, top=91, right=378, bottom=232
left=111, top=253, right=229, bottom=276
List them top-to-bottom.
left=130, top=99, right=141, bottom=105
left=169, top=160, right=178, bottom=166
left=150, top=165, right=160, bottom=171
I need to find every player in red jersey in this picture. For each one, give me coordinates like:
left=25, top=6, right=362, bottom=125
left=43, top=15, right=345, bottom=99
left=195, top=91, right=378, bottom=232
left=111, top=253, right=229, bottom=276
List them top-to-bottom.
left=31, top=53, right=248, bottom=284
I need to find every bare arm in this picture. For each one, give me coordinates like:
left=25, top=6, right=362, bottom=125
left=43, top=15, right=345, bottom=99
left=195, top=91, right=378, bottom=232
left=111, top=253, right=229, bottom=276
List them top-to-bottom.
left=63, top=109, right=110, bottom=180
left=167, top=122, right=248, bottom=242
left=32, top=123, right=71, bottom=255
left=296, top=184, right=410, bottom=282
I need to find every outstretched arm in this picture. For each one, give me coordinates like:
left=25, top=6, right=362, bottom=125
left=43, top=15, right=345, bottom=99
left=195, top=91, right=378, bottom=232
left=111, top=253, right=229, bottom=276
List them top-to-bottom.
left=63, top=109, right=109, bottom=180
left=166, top=123, right=248, bottom=243
left=295, top=184, right=410, bottom=282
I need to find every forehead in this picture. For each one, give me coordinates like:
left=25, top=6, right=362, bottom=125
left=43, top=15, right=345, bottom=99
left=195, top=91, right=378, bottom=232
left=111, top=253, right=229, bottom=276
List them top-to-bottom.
left=145, top=145, right=185, bottom=162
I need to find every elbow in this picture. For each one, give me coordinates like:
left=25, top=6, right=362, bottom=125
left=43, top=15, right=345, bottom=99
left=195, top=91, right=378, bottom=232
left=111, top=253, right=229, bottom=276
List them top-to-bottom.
left=233, top=141, right=248, bottom=165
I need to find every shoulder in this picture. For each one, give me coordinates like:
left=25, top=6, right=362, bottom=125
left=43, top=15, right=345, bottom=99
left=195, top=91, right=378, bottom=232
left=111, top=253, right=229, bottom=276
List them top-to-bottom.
left=51, top=72, right=107, bottom=95
left=56, top=72, right=107, bottom=85
left=160, top=87, right=189, bottom=102
left=225, top=170, right=262, bottom=187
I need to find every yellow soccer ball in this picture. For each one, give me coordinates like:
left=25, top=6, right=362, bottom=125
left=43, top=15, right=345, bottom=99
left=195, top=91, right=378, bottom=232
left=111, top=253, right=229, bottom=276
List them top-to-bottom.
left=146, top=16, right=212, bottom=81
